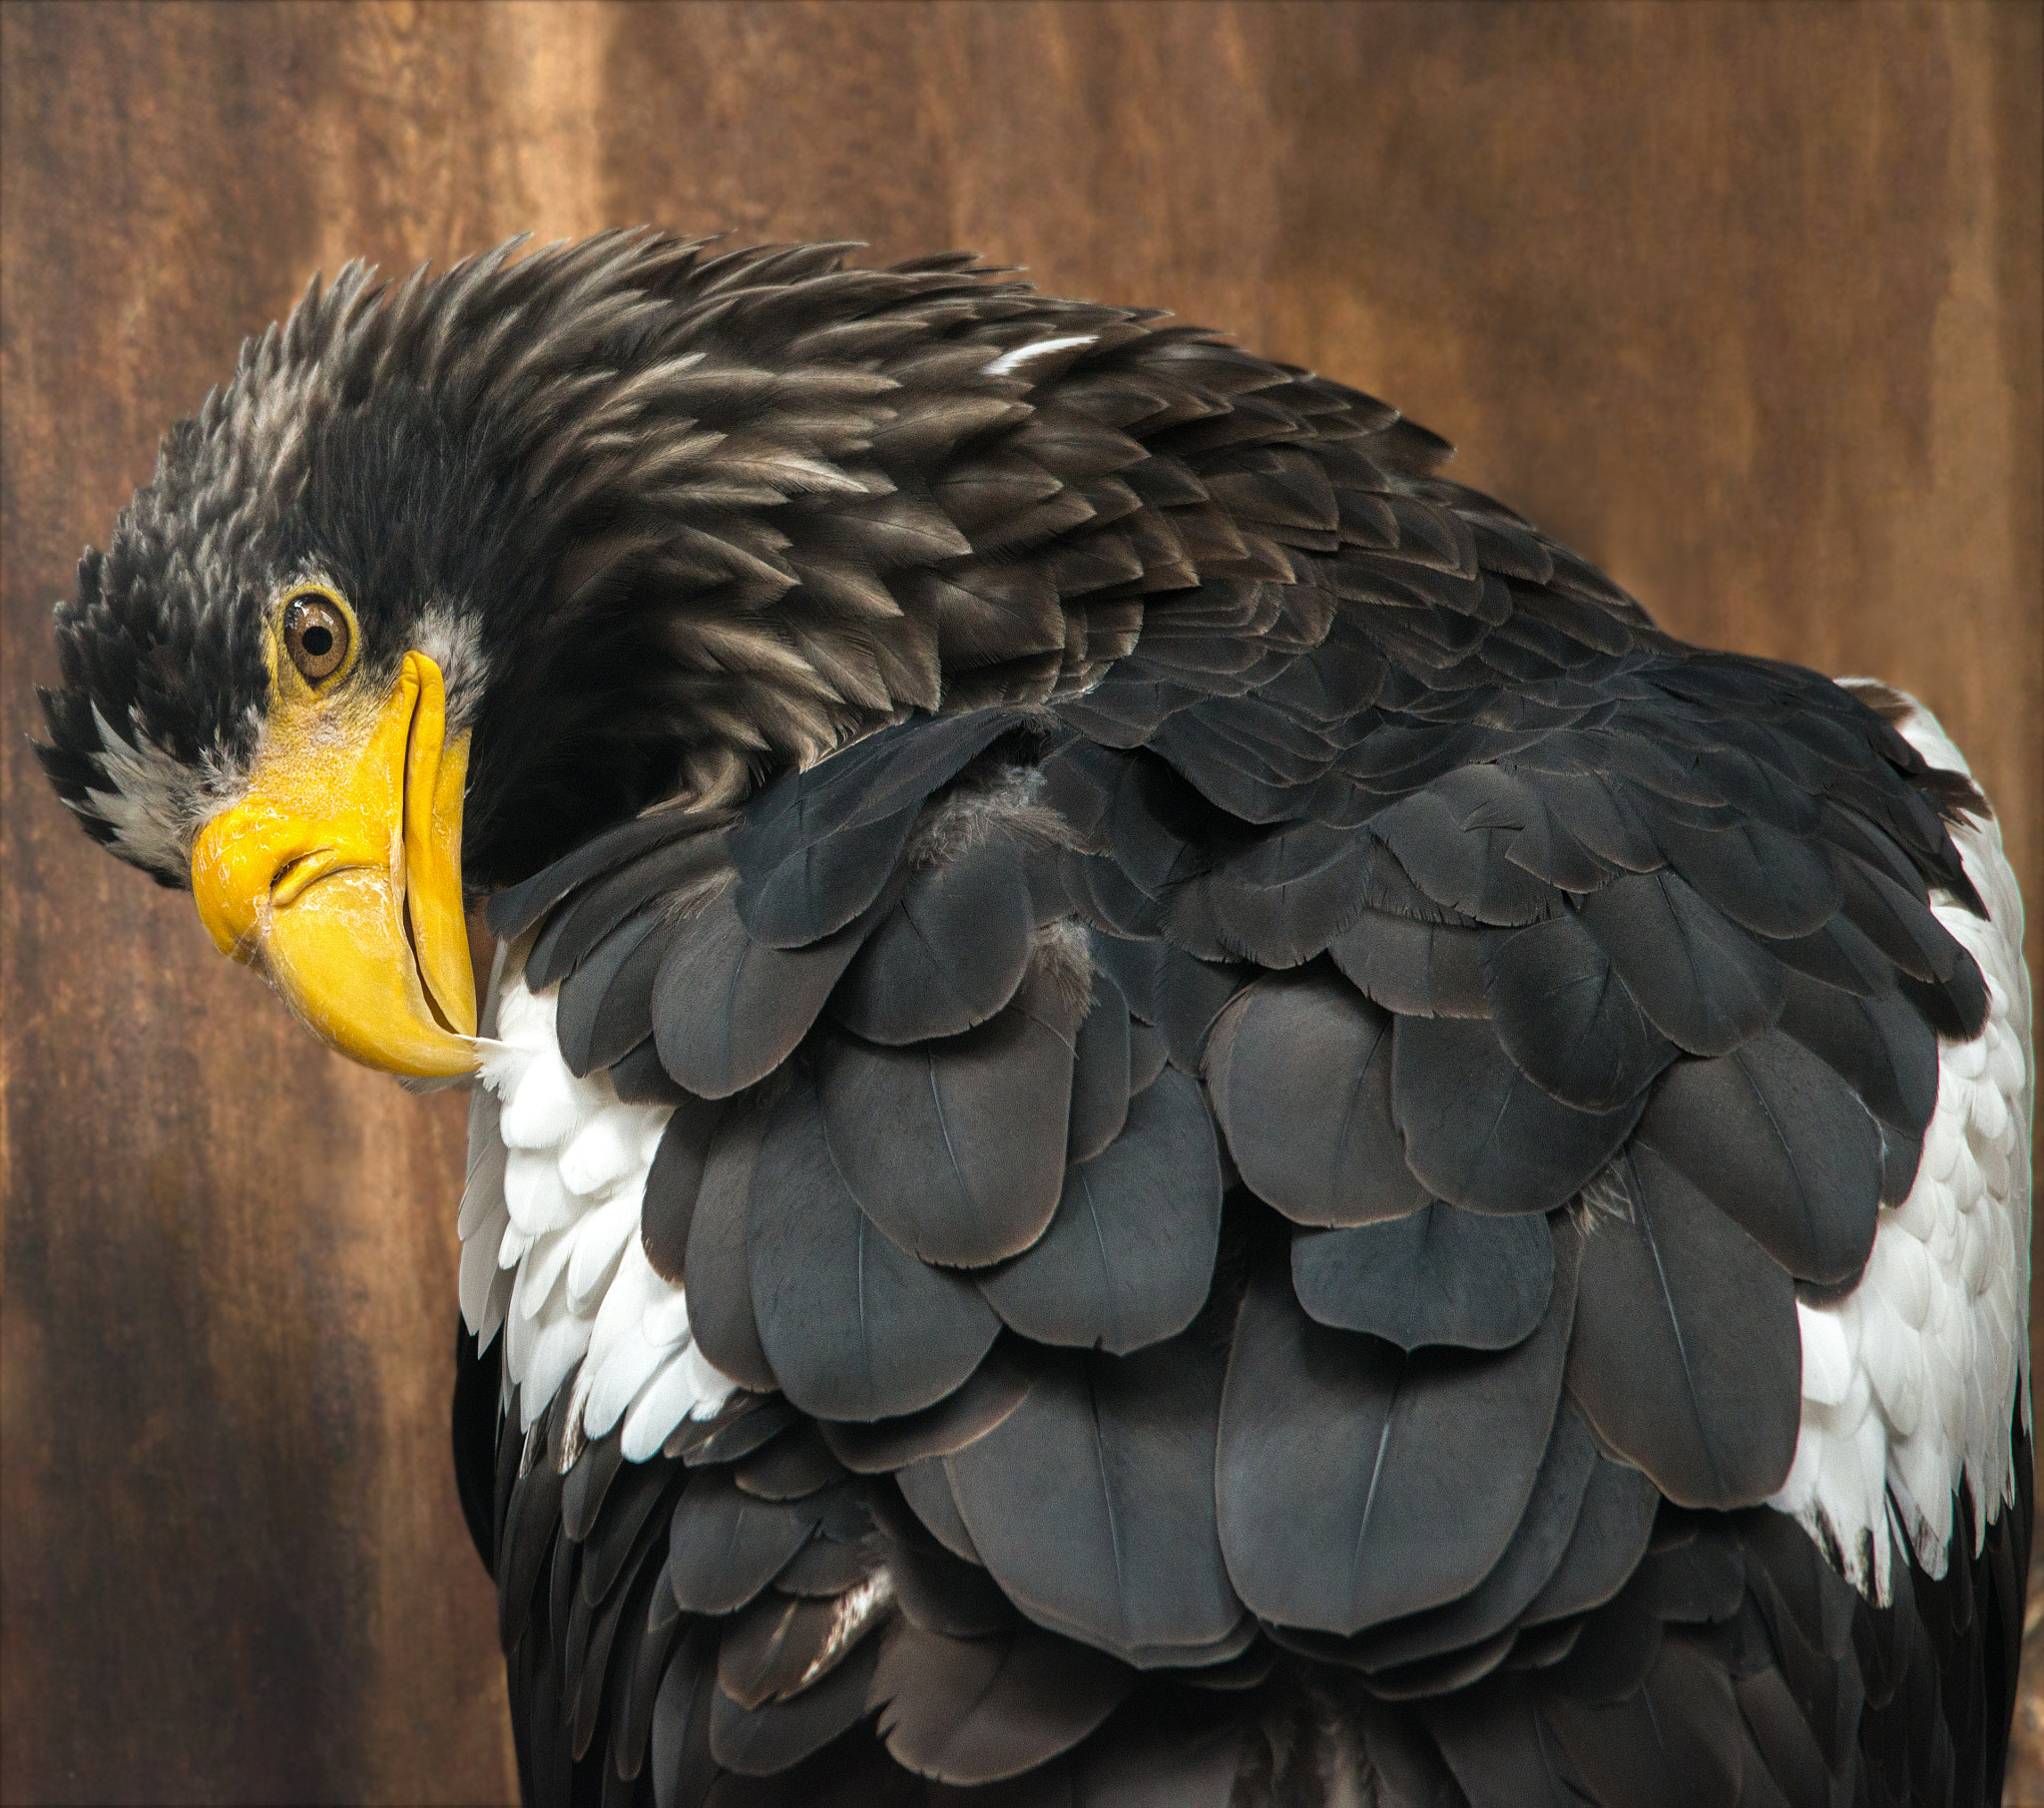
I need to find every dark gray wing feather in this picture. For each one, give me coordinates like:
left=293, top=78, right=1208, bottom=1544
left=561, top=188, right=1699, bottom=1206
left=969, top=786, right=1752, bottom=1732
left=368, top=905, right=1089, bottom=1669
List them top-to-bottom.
left=826, top=831, right=1035, bottom=1044
left=1204, top=968, right=1425, bottom=1226
left=814, top=973, right=1079, bottom=1268
left=1391, top=1015, right=1645, bottom=1215
left=1634, top=1033, right=1882, bottom=1286
left=976, top=1068, right=1222, bottom=1354
left=748, top=1076, right=999, bottom=1422
left=1564, top=1148, right=1801, bottom=1508
left=1290, top=1202, right=1554, bottom=1351
left=1217, top=1236, right=1577, bottom=1634
left=945, top=1338, right=1244, bottom=1664
left=869, top=1618, right=1133, bottom=1784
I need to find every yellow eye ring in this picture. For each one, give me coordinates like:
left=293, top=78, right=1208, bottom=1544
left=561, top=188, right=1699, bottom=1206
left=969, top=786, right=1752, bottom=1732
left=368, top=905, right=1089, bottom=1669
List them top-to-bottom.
left=279, top=585, right=357, bottom=687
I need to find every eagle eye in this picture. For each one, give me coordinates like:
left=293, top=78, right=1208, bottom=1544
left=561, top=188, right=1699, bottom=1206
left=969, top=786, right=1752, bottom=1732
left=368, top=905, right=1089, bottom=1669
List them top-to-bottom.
left=282, top=591, right=351, bottom=683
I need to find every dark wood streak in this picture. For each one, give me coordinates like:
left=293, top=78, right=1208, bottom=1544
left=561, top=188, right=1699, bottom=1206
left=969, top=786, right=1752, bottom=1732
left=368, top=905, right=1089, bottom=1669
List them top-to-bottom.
left=1, top=2, right=2036, bottom=1800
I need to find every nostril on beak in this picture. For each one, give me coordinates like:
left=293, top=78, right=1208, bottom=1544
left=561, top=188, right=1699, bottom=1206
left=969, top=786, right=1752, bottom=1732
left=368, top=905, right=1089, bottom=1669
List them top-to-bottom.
left=270, top=847, right=337, bottom=909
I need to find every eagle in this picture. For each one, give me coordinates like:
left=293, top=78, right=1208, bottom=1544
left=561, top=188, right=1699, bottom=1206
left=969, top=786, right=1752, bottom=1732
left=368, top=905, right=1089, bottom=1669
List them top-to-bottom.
left=37, top=231, right=2033, bottom=1807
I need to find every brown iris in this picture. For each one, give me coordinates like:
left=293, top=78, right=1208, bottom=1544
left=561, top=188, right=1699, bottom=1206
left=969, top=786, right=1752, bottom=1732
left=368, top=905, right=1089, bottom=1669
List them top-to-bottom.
left=283, top=593, right=350, bottom=682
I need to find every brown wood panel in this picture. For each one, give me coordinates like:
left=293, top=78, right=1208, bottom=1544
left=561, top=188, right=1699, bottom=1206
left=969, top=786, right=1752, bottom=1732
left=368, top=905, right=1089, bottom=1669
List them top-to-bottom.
left=2, top=4, right=2036, bottom=1800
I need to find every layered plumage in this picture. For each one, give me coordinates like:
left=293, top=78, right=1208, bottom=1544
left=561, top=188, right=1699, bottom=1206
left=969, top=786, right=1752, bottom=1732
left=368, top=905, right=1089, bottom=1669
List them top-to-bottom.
left=40, top=232, right=2033, bottom=1806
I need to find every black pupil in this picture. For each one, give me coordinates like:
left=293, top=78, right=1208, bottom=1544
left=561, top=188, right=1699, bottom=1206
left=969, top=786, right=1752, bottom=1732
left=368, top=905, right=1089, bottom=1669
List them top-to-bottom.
left=301, top=625, right=333, bottom=657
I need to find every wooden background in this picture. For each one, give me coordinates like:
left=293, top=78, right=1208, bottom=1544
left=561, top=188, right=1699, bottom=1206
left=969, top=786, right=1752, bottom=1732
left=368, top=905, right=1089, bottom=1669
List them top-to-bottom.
left=2, top=4, right=2038, bottom=1801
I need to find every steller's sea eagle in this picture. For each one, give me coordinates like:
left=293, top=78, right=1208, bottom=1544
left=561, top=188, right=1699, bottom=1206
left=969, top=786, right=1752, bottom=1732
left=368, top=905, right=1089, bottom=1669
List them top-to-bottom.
left=36, top=232, right=2033, bottom=1807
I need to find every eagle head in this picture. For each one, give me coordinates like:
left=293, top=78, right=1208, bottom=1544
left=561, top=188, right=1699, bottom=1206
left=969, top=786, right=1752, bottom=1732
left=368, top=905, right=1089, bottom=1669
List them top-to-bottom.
left=38, top=230, right=1063, bottom=1078
left=35, top=256, right=536, bottom=1076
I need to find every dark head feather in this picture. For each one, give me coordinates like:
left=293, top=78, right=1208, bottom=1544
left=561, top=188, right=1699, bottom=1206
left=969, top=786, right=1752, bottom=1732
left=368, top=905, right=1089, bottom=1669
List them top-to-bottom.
left=34, top=229, right=1506, bottom=891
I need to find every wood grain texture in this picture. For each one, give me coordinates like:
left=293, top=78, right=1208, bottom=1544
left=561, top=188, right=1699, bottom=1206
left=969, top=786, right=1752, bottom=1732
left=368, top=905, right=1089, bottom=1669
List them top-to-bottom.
left=2, top=3, right=2035, bottom=1801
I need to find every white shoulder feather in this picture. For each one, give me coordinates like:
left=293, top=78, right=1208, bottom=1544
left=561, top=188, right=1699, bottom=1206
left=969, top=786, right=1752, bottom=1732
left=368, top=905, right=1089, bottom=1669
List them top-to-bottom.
left=1768, top=690, right=2032, bottom=1600
left=461, top=942, right=738, bottom=1459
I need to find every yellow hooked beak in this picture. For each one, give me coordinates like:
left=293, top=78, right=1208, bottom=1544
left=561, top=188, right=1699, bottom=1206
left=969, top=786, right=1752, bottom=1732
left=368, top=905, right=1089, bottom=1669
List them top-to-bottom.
left=192, top=651, right=479, bottom=1078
